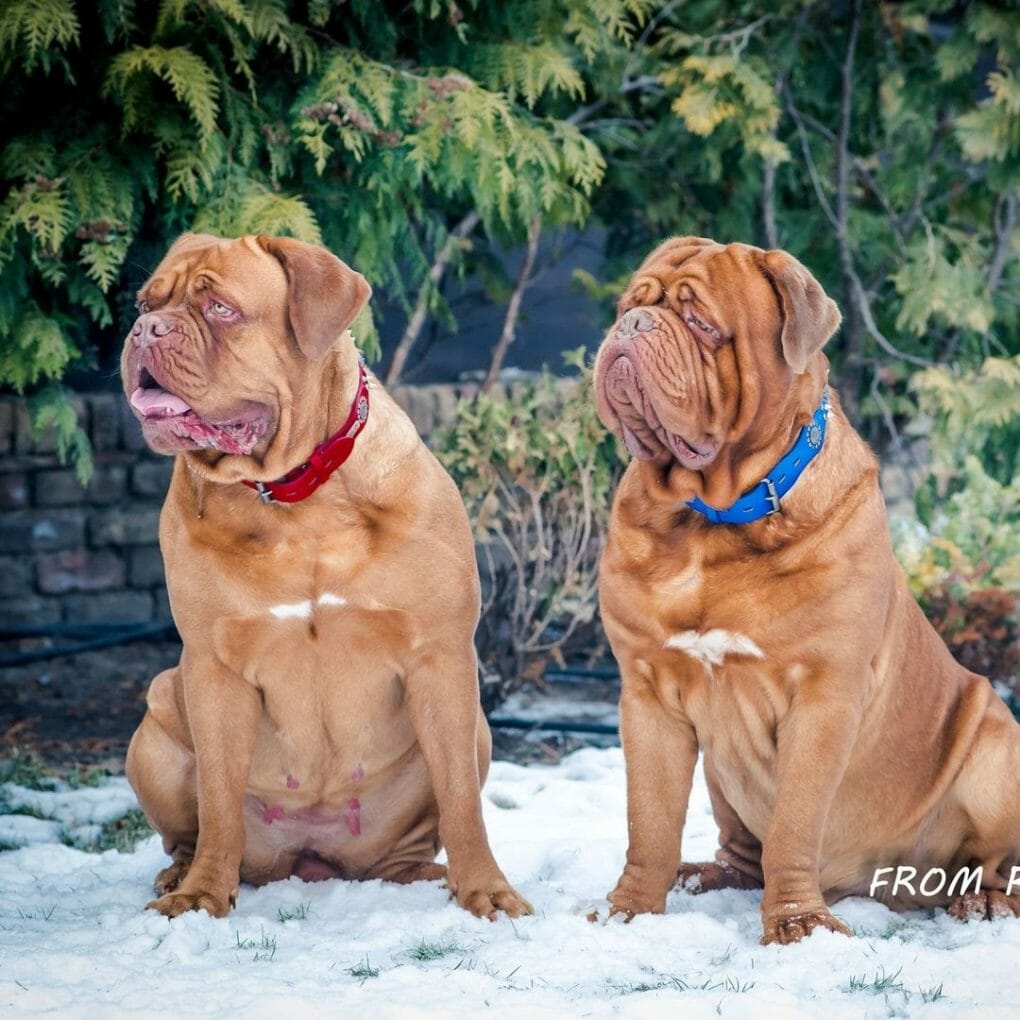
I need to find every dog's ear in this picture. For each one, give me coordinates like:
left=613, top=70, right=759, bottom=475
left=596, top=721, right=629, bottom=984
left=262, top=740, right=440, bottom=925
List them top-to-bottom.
left=257, top=235, right=372, bottom=360
left=759, top=249, right=841, bottom=374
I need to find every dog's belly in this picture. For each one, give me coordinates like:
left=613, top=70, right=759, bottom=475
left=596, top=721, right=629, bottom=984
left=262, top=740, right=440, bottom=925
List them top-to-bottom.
left=239, top=750, right=437, bottom=883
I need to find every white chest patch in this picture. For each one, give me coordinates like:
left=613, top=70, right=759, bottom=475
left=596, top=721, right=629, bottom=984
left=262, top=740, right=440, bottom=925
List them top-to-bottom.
left=269, top=593, right=347, bottom=619
left=270, top=600, right=312, bottom=620
left=665, top=629, right=765, bottom=672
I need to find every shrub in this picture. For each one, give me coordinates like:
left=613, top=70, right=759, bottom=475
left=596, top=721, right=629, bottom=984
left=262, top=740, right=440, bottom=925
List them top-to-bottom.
left=435, top=350, right=623, bottom=711
left=892, top=356, right=1020, bottom=692
left=923, top=588, right=1020, bottom=691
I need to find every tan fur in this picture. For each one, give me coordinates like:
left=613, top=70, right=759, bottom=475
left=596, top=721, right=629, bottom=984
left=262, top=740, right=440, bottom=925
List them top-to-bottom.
left=121, top=233, right=531, bottom=920
left=593, top=237, right=1020, bottom=944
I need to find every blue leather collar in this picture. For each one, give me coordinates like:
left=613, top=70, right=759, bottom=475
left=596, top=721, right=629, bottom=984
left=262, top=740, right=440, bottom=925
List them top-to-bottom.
left=686, top=389, right=830, bottom=525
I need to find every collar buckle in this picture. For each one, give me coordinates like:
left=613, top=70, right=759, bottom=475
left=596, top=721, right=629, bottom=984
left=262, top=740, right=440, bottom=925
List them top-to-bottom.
left=762, top=477, right=781, bottom=516
left=253, top=481, right=275, bottom=505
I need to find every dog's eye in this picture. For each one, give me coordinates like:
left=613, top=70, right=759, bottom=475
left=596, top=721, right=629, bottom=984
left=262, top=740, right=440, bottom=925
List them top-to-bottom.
left=135, top=298, right=149, bottom=314
left=208, top=300, right=234, bottom=317
left=685, top=311, right=722, bottom=343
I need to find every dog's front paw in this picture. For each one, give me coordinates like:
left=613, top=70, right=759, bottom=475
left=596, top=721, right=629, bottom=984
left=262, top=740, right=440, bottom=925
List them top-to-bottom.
left=606, top=864, right=673, bottom=919
left=448, top=868, right=532, bottom=920
left=147, top=885, right=237, bottom=919
left=948, top=891, right=1020, bottom=921
left=761, top=908, right=851, bottom=945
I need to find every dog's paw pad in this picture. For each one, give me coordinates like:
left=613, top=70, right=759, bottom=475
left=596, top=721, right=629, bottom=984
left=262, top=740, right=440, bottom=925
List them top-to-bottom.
left=146, top=888, right=234, bottom=919
left=949, top=891, right=1020, bottom=922
left=761, top=910, right=851, bottom=946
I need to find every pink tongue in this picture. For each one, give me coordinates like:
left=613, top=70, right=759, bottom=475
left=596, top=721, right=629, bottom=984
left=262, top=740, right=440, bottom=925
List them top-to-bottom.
left=130, top=387, right=191, bottom=418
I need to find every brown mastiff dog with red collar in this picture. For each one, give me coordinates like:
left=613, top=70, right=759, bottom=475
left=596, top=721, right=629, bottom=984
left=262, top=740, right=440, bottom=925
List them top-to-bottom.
left=121, top=232, right=531, bottom=921
left=593, top=236, right=1020, bottom=944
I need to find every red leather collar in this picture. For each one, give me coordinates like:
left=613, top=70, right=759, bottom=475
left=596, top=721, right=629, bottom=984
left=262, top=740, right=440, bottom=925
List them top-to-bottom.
left=242, top=359, right=370, bottom=505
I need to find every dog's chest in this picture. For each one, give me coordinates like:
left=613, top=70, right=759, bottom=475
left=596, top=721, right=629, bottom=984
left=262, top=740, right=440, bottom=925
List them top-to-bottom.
left=214, top=583, right=412, bottom=678
left=214, top=592, right=417, bottom=786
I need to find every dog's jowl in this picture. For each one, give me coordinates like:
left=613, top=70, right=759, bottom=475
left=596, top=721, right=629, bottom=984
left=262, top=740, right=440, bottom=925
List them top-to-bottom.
left=122, top=232, right=531, bottom=920
left=593, top=236, right=1020, bottom=944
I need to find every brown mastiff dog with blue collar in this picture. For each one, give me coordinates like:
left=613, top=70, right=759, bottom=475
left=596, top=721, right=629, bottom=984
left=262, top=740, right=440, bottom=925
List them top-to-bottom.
left=122, top=232, right=531, bottom=920
left=593, top=236, right=1020, bottom=944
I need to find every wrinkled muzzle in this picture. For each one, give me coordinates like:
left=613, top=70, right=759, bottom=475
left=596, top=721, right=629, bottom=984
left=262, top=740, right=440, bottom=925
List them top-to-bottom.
left=594, top=308, right=719, bottom=470
left=122, top=312, right=272, bottom=457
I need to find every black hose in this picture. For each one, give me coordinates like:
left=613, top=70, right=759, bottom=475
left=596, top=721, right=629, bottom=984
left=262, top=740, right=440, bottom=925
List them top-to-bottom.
left=0, top=621, right=179, bottom=668
left=2, top=622, right=157, bottom=639
left=544, top=666, right=620, bottom=680
left=488, top=716, right=618, bottom=736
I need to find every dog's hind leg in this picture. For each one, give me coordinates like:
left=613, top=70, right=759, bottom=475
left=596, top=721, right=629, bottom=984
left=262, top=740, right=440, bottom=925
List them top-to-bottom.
left=126, top=668, right=199, bottom=896
left=943, top=691, right=1020, bottom=921
left=678, top=757, right=764, bottom=893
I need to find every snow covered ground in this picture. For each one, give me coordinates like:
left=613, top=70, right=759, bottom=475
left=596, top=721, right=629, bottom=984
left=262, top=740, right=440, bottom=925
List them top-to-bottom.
left=2, top=747, right=1019, bottom=1019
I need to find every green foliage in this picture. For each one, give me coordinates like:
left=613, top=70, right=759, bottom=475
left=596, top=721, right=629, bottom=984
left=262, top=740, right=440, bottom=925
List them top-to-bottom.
left=0, top=0, right=80, bottom=75
left=1, top=0, right=640, bottom=478
left=3, top=0, right=1016, bottom=499
left=294, top=49, right=604, bottom=242
left=662, top=50, right=789, bottom=163
left=891, top=232, right=995, bottom=338
left=439, top=349, right=621, bottom=537
left=435, top=350, right=624, bottom=705
left=913, top=356, right=1020, bottom=490
left=893, top=357, right=1020, bottom=601
left=29, top=385, right=92, bottom=484
left=895, top=458, right=1020, bottom=600
left=0, top=747, right=57, bottom=790
left=0, top=756, right=153, bottom=853
left=86, top=808, right=153, bottom=853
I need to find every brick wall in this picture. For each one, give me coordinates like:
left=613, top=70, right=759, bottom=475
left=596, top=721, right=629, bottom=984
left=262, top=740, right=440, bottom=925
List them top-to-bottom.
left=0, top=382, right=927, bottom=630
left=0, top=383, right=471, bottom=627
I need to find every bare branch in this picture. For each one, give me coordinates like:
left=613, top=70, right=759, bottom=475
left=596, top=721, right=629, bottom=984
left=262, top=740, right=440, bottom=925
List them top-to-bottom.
left=835, top=0, right=859, bottom=255
left=567, top=76, right=663, bottom=128
left=788, top=105, right=839, bottom=230
left=762, top=156, right=778, bottom=247
left=986, top=191, right=1018, bottom=295
left=384, top=210, right=481, bottom=386
left=481, top=215, right=541, bottom=394
left=848, top=267, right=933, bottom=367
left=869, top=372, right=904, bottom=454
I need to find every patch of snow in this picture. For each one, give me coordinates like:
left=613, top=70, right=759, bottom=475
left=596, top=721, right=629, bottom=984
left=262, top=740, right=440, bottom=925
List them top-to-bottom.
left=1, top=748, right=1018, bottom=1018
left=1, top=779, right=141, bottom=851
